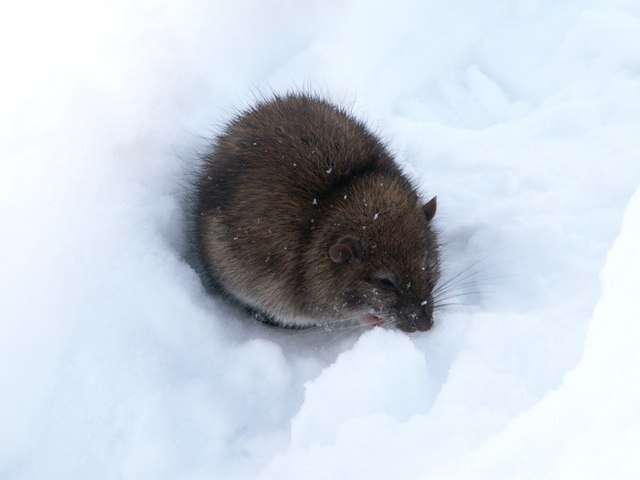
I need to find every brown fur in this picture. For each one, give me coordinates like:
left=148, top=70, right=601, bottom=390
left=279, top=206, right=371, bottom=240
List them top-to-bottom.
left=194, top=93, right=440, bottom=332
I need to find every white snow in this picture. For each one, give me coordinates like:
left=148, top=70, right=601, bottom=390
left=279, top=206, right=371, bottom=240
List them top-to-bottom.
left=1, top=1, right=639, bottom=479
left=432, top=187, right=640, bottom=480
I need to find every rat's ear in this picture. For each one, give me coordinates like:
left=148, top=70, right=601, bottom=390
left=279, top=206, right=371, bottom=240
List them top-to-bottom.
left=423, top=196, right=437, bottom=222
left=329, top=236, right=363, bottom=264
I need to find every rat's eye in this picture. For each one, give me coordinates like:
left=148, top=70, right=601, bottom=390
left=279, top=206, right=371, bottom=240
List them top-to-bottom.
left=371, top=272, right=400, bottom=292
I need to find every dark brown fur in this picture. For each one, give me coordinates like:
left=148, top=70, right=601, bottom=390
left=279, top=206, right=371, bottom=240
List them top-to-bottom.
left=194, top=93, right=440, bottom=332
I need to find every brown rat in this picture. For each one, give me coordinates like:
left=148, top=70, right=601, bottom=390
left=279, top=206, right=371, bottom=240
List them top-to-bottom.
left=193, top=93, right=439, bottom=332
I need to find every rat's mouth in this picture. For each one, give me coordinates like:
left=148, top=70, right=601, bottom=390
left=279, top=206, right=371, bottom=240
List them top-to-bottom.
left=364, top=313, right=385, bottom=327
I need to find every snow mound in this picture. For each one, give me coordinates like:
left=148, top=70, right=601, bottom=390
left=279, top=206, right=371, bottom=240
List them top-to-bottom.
left=435, top=187, right=640, bottom=480
left=291, top=329, right=435, bottom=449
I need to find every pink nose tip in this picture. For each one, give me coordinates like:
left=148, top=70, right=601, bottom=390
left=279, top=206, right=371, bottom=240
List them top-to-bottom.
left=364, top=314, right=385, bottom=327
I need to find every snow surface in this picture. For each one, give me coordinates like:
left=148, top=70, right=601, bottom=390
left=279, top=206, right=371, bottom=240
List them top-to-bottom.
left=1, top=1, right=639, bottom=478
left=435, top=184, right=640, bottom=480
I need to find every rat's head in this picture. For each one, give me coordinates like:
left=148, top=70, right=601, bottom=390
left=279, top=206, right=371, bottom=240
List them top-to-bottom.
left=310, top=179, right=440, bottom=332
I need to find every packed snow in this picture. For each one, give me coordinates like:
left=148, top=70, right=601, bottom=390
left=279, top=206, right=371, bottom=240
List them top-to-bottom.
left=1, top=1, right=639, bottom=479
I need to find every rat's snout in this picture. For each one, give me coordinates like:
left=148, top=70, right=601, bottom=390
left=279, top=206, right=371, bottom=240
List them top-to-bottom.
left=397, top=302, right=434, bottom=333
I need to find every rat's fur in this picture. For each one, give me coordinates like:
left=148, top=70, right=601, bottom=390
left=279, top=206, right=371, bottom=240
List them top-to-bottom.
left=194, top=93, right=439, bottom=332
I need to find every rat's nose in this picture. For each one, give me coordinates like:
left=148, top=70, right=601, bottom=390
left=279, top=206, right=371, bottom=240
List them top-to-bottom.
left=397, top=304, right=434, bottom=332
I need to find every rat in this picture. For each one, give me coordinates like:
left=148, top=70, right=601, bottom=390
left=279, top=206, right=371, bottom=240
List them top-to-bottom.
left=192, top=93, right=439, bottom=332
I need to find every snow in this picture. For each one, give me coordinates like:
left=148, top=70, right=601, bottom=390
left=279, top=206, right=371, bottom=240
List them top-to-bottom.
left=1, top=0, right=639, bottom=479
left=432, top=187, right=640, bottom=480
